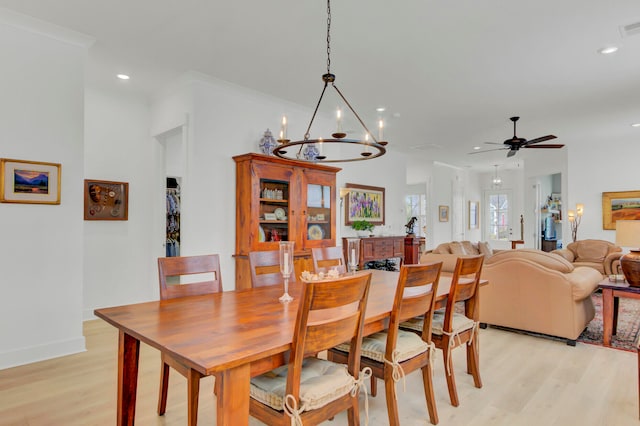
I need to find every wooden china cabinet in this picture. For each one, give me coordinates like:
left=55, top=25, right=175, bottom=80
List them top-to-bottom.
left=233, top=153, right=341, bottom=289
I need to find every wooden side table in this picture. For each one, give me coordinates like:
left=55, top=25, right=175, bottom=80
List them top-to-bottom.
left=510, top=240, right=524, bottom=249
left=598, top=278, right=640, bottom=347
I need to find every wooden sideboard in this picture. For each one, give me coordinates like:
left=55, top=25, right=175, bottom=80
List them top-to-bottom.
left=342, top=236, right=405, bottom=270
left=404, top=236, right=425, bottom=264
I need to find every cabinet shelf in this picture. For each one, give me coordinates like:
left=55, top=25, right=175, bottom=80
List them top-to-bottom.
left=259, top=198, right=288, bottom=203
left=260, top=220, right=288, bottom=225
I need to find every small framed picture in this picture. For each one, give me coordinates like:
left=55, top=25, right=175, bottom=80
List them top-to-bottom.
left=0, top=158, right=61, bottom=204
left=84, top=179, right=129, bottom=220
left=469, top=201, right=479, bottom=229
left=439, top=205, right=449, bottom=222
left=264, top=213, right=277, bottom=221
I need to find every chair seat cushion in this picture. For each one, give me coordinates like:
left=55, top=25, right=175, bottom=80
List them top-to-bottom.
left=401, top=311, right=475, bottom=336
left=334, top=329, right=429, bottom=362
left=250, top=357, right=355, bottom=412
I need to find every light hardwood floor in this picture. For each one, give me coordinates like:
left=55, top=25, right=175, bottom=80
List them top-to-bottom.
left=0, top=320, right=637, bottom=425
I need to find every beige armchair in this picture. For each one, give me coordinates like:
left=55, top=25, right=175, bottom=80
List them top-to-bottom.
left=551, top=239, right=622, bottom=276
left=479, top=249, right=603, bottom=345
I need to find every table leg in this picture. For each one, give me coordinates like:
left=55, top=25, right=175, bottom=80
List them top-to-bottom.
left=602, top=288, right=614, bottom=347
left=612, top=296, right=620, bottom=335
left=117, top=330, right=140, bottom=426
left=216, top=363, right=250, bottom=425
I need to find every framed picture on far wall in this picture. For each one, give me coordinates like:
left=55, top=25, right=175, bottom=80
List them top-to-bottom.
left=0, top=158, right=61, bottom=204
left=84, top=179, right=129, bottom=220
left=344, top=183, right=385, bottom=226
left=602, top=190, right=640, bottom=230
left=469, top=201, right=479, bottom=229
left=439, top=205, right=449, bottom=222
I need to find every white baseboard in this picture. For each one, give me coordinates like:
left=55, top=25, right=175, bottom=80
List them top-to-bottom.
left=0, top=336, right=86, bottom=370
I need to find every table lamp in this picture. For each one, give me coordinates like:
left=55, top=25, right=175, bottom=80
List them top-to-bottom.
left=615, top=220, right=640, bottom=287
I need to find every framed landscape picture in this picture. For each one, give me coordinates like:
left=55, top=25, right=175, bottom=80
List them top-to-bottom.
left=0, top=158, right=61, bottom=204
left=84, top=179, right=129, bottom=220
left=345, top=183, right=385, bottom=226
left=602, top=190, right=640, bottom=230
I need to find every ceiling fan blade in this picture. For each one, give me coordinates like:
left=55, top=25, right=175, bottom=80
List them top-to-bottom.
left=524, top=135, right=557, bottom=145
left=524, top=144, right=565, bottom=149
left=468, top=147, right=508, bottom=154
left=507, top=149, right=517, bottom=158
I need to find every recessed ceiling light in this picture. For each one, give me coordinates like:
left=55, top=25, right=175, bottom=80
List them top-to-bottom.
left=597, top=46, right=619, bottom=55
left=117, top=74, right=130, bottom=80
left=376, top=107, right=386, bottom=112
left=632, top=123, right=640, bottom=127
left=473, top=146, right=481, bottom=150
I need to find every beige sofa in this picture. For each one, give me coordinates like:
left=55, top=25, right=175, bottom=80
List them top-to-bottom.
left=551, top=239, right=623, bottom=276
left=420, top=240, right=495, bottom=272
left=479, top=249, right=603, bottom=345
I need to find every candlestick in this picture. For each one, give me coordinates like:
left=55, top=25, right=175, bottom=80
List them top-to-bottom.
left=280, top=115, right=288, bottom=141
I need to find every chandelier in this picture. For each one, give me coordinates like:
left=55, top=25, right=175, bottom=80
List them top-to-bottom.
left=272, top=0, right=387, bottom=163
left=492, top=165, right=502, bottom=188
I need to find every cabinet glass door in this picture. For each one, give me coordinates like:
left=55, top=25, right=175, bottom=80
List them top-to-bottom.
left=259, top=178, right=290, bottom=246
left=305, top=183, right=332, bottom=245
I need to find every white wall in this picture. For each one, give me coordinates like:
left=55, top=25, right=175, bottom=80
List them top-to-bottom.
left=0, top=17, right=90, bottom=369
left=83, top=88, right=158, bottom=319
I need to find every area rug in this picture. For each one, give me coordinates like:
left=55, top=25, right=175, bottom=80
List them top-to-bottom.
left=578, top=292, right=640, bottom=352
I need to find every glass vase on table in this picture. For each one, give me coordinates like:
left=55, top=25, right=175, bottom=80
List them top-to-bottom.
left=346, top=238, right=360, bottom=274
left=279, top=241, right=295, bottom=302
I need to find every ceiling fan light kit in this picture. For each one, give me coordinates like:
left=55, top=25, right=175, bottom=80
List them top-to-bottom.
left=469, top=116, right=564, bottom=158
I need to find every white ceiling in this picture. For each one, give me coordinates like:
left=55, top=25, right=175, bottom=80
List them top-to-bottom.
left=1, top=0, right=639, bottom=171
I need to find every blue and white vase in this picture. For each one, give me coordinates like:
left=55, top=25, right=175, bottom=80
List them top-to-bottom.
left=259, top=129, right=277, bottom=155
left=302, top=143, right=320, bottom=161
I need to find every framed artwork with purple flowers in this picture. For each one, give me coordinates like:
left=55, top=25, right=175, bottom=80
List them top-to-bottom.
left=344, top=183, right=385, bottom=226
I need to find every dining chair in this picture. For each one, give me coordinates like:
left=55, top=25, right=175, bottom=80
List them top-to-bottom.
left=312, top=246, right=347, bottom=274
left=249, top=250, right=297, bottom=287
left=157, top=254, right=223, bottom=425
left=401, top=254, right=484, bottom=407
left=328, top=262, right=443, bottom=425
left=249, top=272, right=372, bottom=426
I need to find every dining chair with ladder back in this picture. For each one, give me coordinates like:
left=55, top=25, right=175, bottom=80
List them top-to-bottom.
left=311, top=246, right=347, bottom=274
left=249, top=250, right=298, bottom=287
left=157, top=254, right=223, bottom=425
left=401, top=254, right=484, bottom=407
left=328, top=263, right=443, bottom=425
left=249, top=272, right=373, bottom=426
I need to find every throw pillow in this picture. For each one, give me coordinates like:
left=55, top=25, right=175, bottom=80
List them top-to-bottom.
left=461, top=241, right=480, bottom=255
left=478, top=241, right=493, bottom=259
left=449, top=242, right=466, bottom=255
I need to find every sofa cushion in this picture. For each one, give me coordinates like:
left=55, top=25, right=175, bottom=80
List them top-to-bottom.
left=574, top=240, right=610, bottom=263
left=461, top=241, right=480, bottom=255
left=478, top=241, right=494, bottom=259
left=449, top=242, right=466, bottom=255
left=433, top=243, right=452, bottom=254
left=485, top=249, right=574, bottom=273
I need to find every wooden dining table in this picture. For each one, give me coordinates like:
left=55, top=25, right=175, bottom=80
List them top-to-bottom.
left=94, top=269, right=485, bottom=425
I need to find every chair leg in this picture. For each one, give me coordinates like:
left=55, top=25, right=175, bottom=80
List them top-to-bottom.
left=467, top=336, right=483, bottom=389
left=442, top=347, right=459, bottom=407
left=157, top=362, right=170, bottom=415
left=421, top=365, right=439, bottom=425
left=187, top=369, right=202, bottom=426
left=383, top=370, right=400, bottom=426
left=371, top=376, right=377, bottom=397
left=347, top=394, right=361, bottom=425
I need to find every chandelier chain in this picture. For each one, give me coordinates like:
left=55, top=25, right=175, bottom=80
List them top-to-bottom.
left=326, top=0, right=331, bottom=74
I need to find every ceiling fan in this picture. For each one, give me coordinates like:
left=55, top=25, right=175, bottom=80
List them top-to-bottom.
left=470, top=116, right=564, bottom=158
